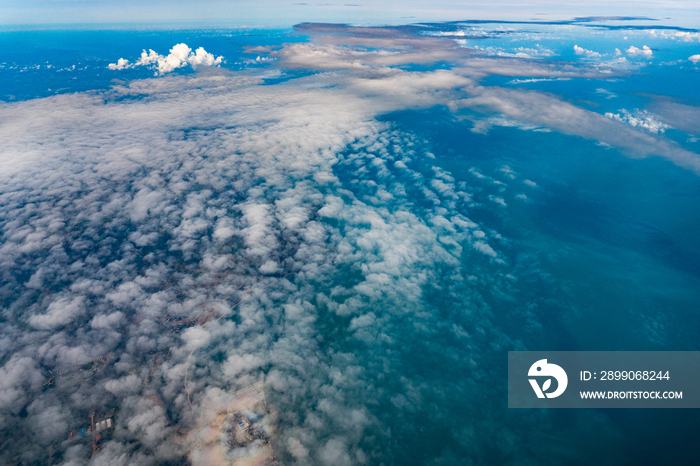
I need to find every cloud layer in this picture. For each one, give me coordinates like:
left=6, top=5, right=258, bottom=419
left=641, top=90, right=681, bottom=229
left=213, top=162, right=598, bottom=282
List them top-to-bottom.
left=2, top=22, right=700, bottom=465
left=0, top=65, right=511, bottom=465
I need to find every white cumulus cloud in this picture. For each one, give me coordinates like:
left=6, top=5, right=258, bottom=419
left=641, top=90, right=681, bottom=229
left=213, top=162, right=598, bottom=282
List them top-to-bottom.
left=108, top=43, right=223, bottom=75
left=574, top=45, right=601, bottom=58
left=626, top=45, right=653, bottom=57
left=604, top=109, right=670, bottom=134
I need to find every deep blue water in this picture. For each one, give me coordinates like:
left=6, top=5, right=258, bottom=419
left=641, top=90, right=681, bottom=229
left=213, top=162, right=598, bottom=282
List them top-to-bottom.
left=0, top=28, right=304, bottom=101
left=379, top=106, right=700, bottom=464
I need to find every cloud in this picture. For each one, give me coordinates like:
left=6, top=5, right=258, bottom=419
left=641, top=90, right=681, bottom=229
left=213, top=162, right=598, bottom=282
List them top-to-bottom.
left=282, top=23, right=612, bottom=82
left=647, top=29, right=700, bottom=42
left=674, top=31, right=700, bottom=42
left=108, top=43, right=223, bottom=75
left=472, top=45, right=555, bottom=59
left=574, top=45, right=601, bottom=58
left=626, top=45, right=653, bottom=57
left=690, top=54, right=700, bottom=63
left=107, top=57, right=130, bottom=71
left=0, top=64, right=505, bottom=464
left=508, top=77, right=570, bottom=84
left=452, top=86, right=700, bottom=173
left=595, top=88, right=617, bottom=99
left=647, top=98, right=700, bottom=135
left=604, top=109, right=670, bottom=133
left=28, top=296, right=86, bottom=330
left=0, top=357, right=44, bottom=413
left=104, top=374, right=142, bottom=396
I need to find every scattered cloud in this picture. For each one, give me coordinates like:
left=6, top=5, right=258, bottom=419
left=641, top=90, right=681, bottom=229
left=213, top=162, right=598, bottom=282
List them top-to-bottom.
left=648, top=29, right=700, bottom=42
left=674, top=31, right=700, bottom=42
left=108, top=43, right=223, bottom=75
left=471, top=45, right=555, bottom=59
left=574, top=45, right=601, bottom=58
left=626, top=45, right=653, bottom=57
left=0, top=58, right=509, bottom=464
left=508, top=77, right=571, bottom=84
left=595, top=88, right=617, bottom=99
left=604, top=109, right=670, bottom=133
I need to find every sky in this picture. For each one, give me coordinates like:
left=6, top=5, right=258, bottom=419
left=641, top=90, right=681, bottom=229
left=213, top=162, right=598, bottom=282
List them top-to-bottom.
left=1, top=0, right=700, bottom=28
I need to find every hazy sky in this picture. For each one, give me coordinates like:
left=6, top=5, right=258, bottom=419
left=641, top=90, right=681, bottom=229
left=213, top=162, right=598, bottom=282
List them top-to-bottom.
left=1, top=0, right=699, bottom=27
